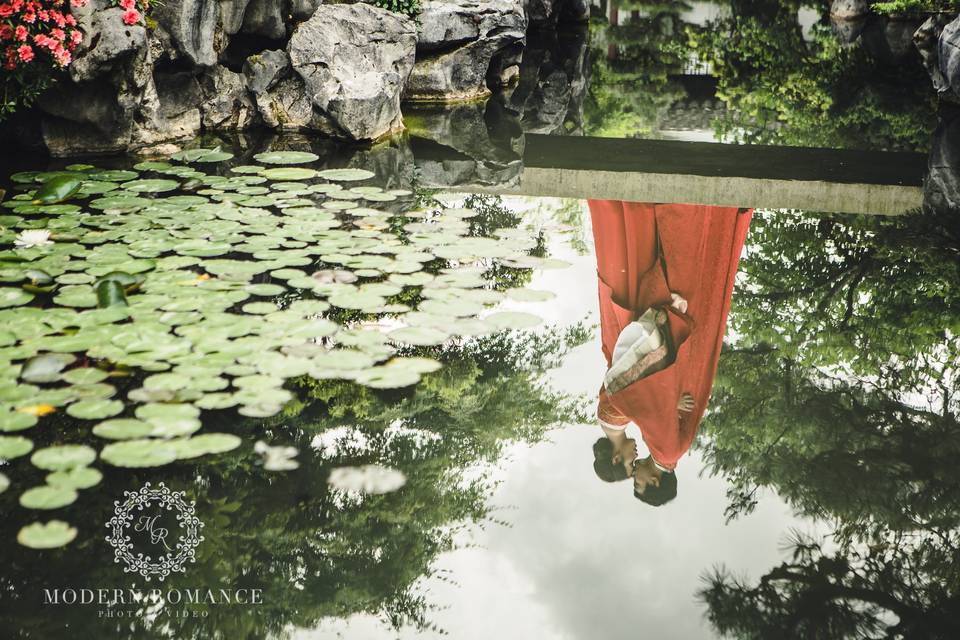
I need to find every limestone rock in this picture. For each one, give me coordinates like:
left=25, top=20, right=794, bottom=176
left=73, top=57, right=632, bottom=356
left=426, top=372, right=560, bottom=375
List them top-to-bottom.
left=152, top=0, right=220, bottom=67
left=218, top=0, right=252, bottom=34
left=241, top=0, right=286, bottom=39
left=290, top=0, right=322, bottom=21
left=405, top=0, right=526, bottom=102
left=524, top=0, right=586, bottom=27
left=524, top=0, right=553, bottom=26
left=829, top=0, right=869, bottom=20
left=288, top=3, right=416, bottom=140
left=69, top=6, right=147, bottom=82
left=939, top=16, right=960, bottom=100
left=861, top=17, right=923, bottom=64
left=501, top=27, right=588, bottom=135
left=243, top=49, right=291, bottom=94
left=200, top=66, right=258, bottom=129
left=255, top=77, right=315, bottom=130
left=406, top=101, right=523, bottom=189
left=924, top=107, right=960, bottom=212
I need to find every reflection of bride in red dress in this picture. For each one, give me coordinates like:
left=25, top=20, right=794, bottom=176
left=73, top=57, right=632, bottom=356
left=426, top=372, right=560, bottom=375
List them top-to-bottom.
left=589, top=200, right=752, bottom=506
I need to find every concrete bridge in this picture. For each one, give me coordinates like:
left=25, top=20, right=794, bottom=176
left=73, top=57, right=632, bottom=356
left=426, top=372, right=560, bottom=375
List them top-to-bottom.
left=480, top=135, right=926, bottom=216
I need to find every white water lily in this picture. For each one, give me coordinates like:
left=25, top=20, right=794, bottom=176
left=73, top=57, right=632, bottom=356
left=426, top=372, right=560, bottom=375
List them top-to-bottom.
left=14, top=229, right=54, bottom=248
left=254, top=440, right=300, bottom=471
left=327, top=464, right=407, bottom=495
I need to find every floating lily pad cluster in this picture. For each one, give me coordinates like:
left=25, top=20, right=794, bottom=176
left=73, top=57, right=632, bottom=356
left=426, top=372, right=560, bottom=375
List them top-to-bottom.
left=0, top=147, right=568, bottom=547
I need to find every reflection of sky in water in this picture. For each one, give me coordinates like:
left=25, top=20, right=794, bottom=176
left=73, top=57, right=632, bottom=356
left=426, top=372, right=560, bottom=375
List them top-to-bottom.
left=297, top=197, right=822, bottom=639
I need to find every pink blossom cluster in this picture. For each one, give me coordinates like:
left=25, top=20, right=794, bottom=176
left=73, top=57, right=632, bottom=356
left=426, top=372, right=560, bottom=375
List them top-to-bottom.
left=0, top=0, right=85, bottom=70
left=116, top=0, right=148, bottom=26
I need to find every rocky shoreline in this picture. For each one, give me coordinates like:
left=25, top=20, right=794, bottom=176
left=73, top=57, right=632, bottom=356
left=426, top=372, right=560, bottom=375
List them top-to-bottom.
left=6, top=0, right=587, bottom=157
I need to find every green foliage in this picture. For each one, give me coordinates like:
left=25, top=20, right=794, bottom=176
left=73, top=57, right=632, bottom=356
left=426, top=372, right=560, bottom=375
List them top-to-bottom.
left=370, top=0, right=421, bottom=17
left=872, top=0, right=960, bottom=13
left=584, top=7, right=688, bottom=137
left=687, top=10, right=936, bottom=150
left=1, top=69, right=55, bottom=122
left=697, top=205, right=960, bottom=637
left=0, top=326, right=589, bottom=638
left=700, top=529, right=960, bottom=639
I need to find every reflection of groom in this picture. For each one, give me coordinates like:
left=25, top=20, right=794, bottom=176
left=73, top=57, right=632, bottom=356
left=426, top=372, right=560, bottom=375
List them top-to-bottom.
left=589, top=201, right=752, bottom=506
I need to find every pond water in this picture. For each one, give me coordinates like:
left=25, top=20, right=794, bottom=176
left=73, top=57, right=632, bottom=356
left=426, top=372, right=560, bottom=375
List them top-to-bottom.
left=2, top=4, right=959, bottom=640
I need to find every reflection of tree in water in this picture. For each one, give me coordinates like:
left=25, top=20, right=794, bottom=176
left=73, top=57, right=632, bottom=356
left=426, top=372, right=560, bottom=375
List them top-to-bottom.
left=688, top=0, right=936, bottom=150
left=584, top=1, right=688, bottom=137
left=0, top=191, right=587, bottom=639
left=696, top=206, right=960, bottom=637
left=0, top=327, right=590, bottom=639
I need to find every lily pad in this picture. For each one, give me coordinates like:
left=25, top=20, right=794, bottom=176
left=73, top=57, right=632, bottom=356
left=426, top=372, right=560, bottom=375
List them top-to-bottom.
left=253, top=151, right=319, bottom=165
left=261, top=168, right=318, bottom=181
left=318, top=168, right=375, bottom=181
left=121, top=179, right=180, bottom=193
left=0, top=289, right=34, bottom=308
left=388, top=326, right=450, bottom=346
left=21, top=353, right=77, bottom=383
left=355, top=366, right=420, bottom=389
left=61, top=368, right=110, bottom=384
left=66, top=399, right=124, bottom=420
left=1, top=411, right=38, bottom=432
left=92, top=418, right=154, bottom=440
left=168, top=433, right=242, bottom=459
left=0, top=435, right=34, bottom=460
left=101, top=439, right=178, bottom=467
left=30, top=444, right=97, bottom=470
left=46, top=466, right=103, bottom=489
left=19, top=485, right=78, bottom=510
left=17, top=520, right=78, bottom=549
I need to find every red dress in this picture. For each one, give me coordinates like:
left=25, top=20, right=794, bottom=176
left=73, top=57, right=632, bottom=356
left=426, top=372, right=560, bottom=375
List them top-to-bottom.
left=590, top=201, right=752, bottom=470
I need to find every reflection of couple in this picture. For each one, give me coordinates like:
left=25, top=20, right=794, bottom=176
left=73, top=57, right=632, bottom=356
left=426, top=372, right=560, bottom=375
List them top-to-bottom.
left=589, top=200, right=752, bottom=506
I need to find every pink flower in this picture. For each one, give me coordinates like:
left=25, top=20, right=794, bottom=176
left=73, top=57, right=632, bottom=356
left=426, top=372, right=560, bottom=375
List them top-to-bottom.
left=11, top=0, right=22, bottom=10
left=69, top=0, right=86, bottom=7
left=119, top=0, right=134, bottom=9
left=0, top=4, right=13, bottom=17
left=121, top=8, right=139, bottom=24
left=23, top=9, right=36, bottom=22
left=64, top=13, right=75, bottom=26
left=0, top=25, right=12, bottom=40
left=14, top=25, right=27, bottom=41
left=50, top=27, right=64, bottom=41
left=69, top=29, right=81, bottom=45
left=33, top=33, right=47, bottom=46
left=17, top=43, right=33, bottom=62
left=54, top=45, right=69, bottom=65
